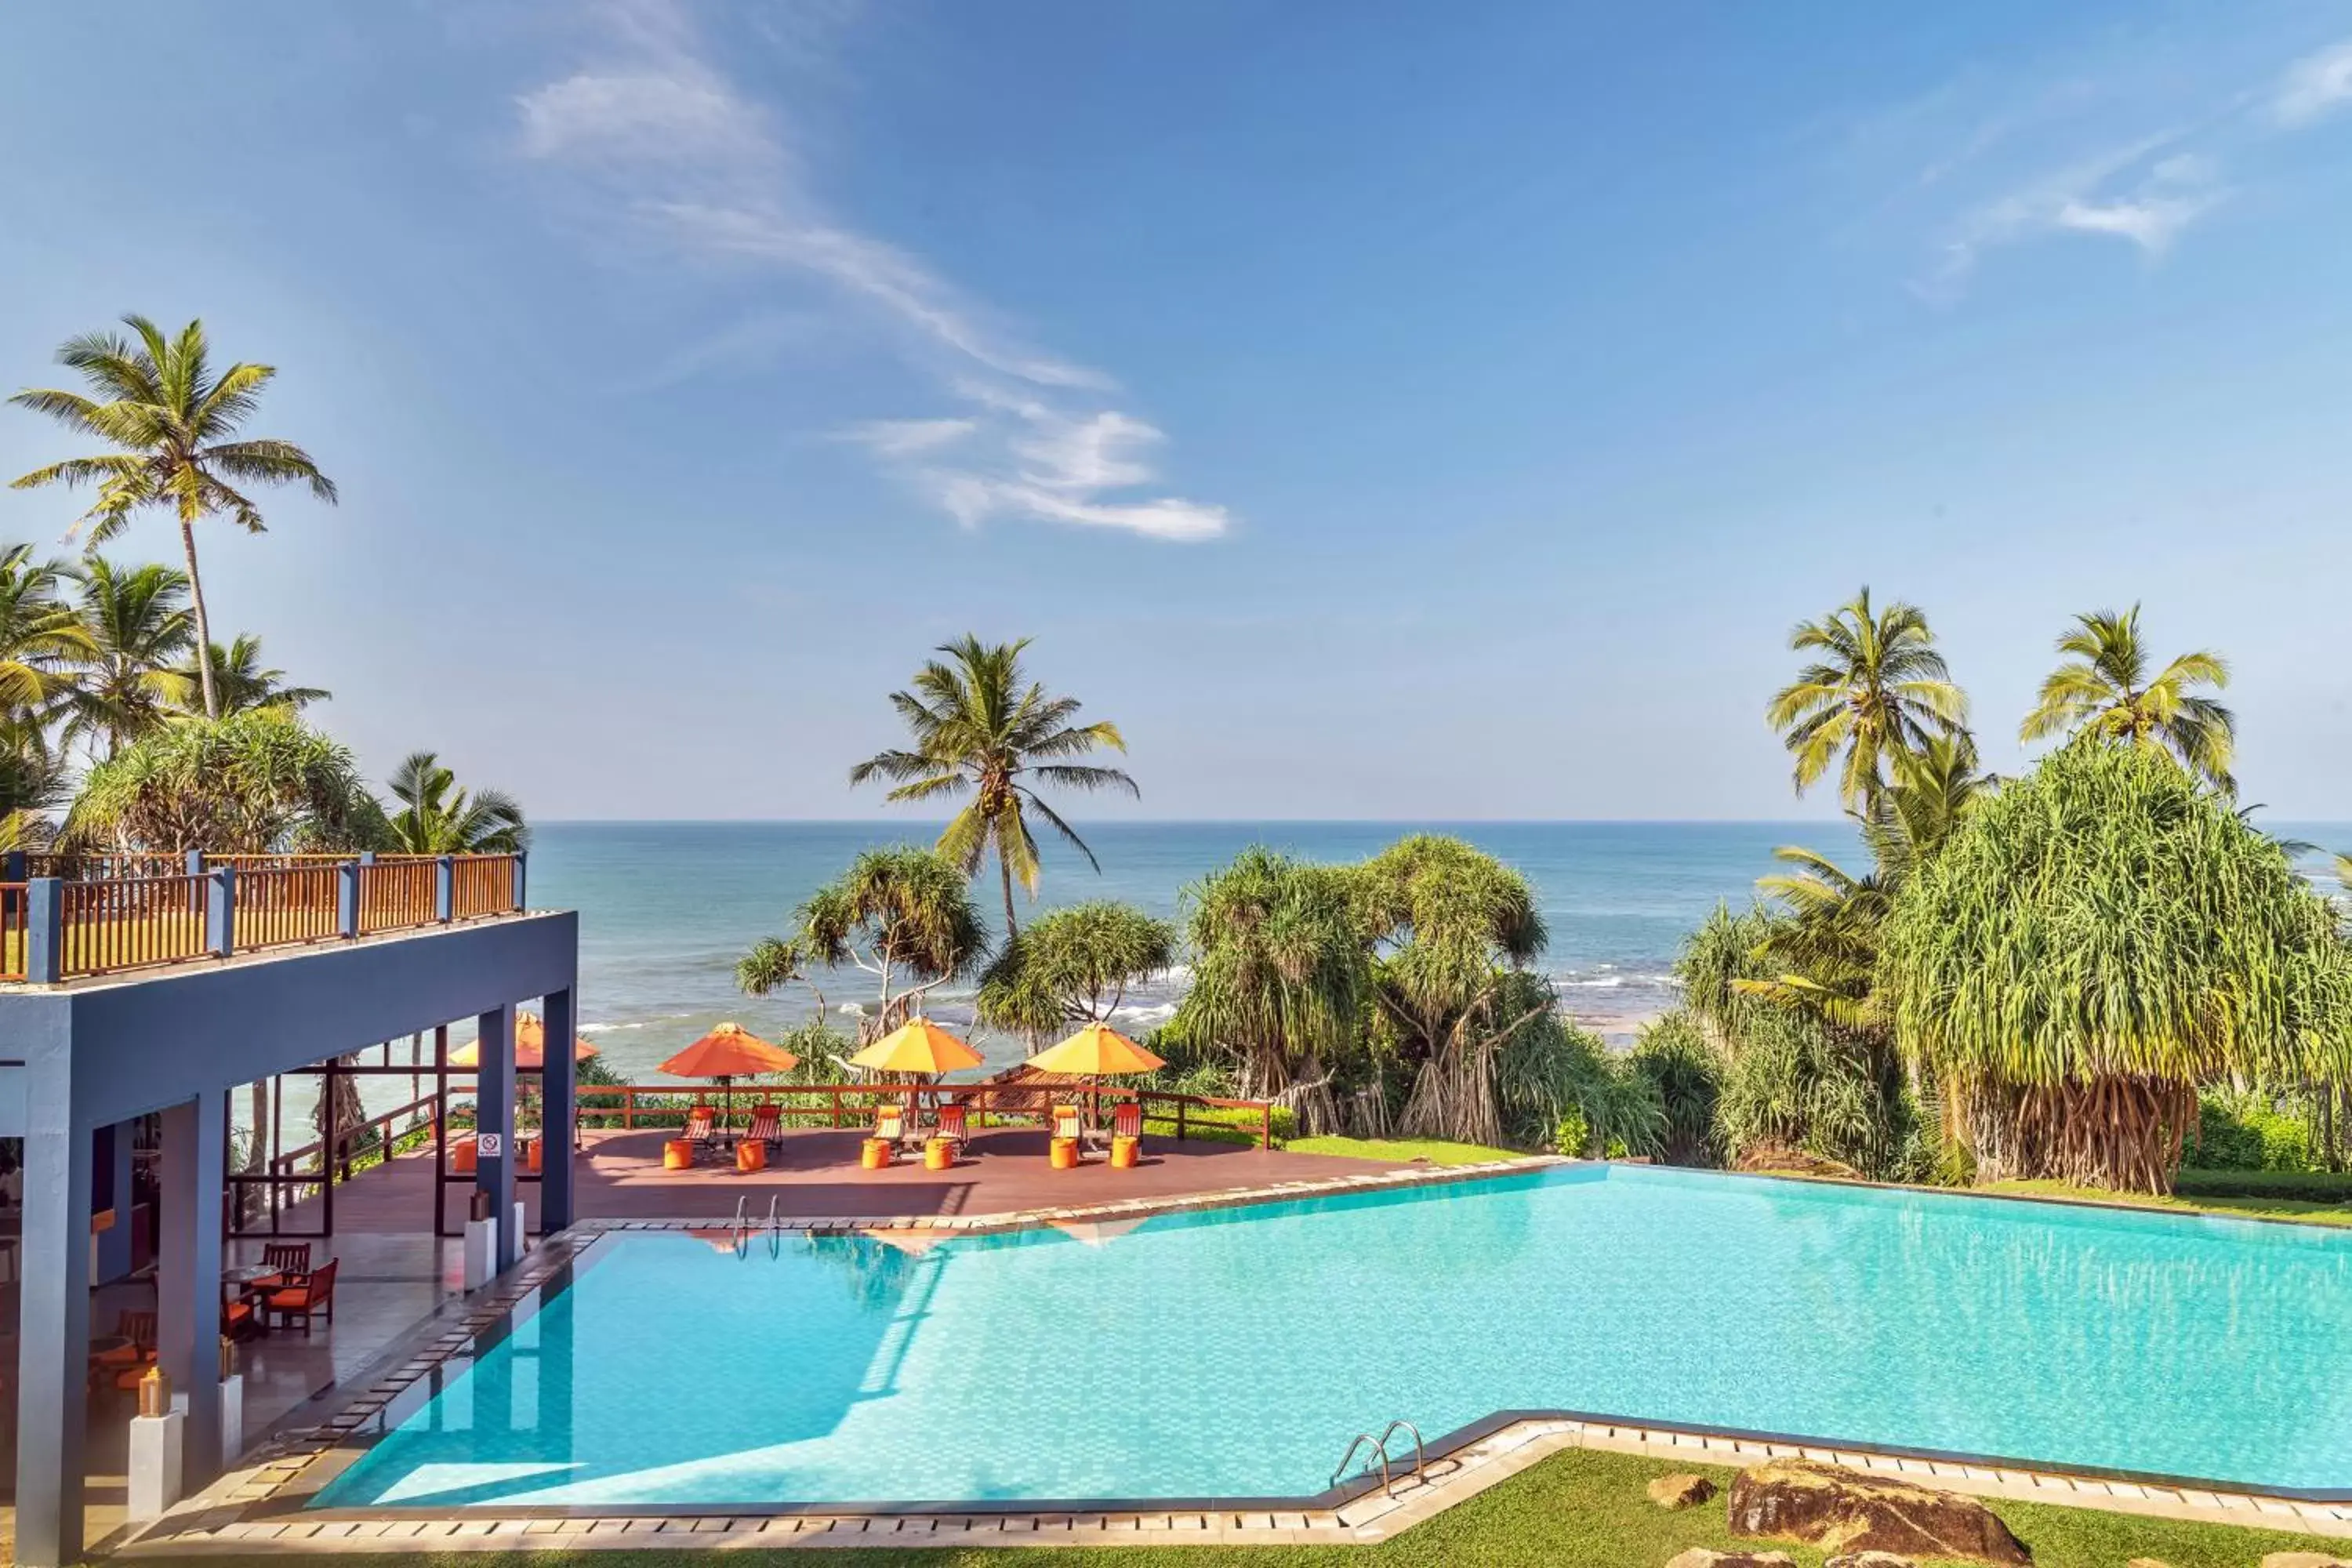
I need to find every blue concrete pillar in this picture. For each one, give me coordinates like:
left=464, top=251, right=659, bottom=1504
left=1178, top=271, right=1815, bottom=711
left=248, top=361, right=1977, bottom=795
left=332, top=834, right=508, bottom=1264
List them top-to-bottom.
left=183, top=848, right=205, bottom=876
left=511, top=850, right=528, bottom=912
left=434, top=856, right=455, bottom=923
left=336, top=859, right=361, bottom=938
left=206, top=866, right=236, bottom=958
left=26, top=876, right=62, bottom=984
left=540, top=985, right=576, bottom=1232
left=474, top=1003, right=518, bottom=1269
left=16, top=1068, right=91, bottom=1566
left=158, top=1089, right=227, bottom=1484
left=92, top=1120, right=134, bottom=1283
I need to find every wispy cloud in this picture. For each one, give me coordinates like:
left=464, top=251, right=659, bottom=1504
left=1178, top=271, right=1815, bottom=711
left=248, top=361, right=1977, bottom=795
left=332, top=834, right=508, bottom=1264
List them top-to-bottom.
left=512, top=0, right=1229, bottom=543
left=1849, top=23, right=2352, bottom=302
left=2271, top=39, right=2352, bottom=126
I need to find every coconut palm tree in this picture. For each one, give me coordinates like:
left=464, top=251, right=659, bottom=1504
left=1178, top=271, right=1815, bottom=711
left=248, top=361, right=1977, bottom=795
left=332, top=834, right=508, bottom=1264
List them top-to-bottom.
left=9, top=315, right=336, bottom=719
left=0, top=544, right=92, bottom=713
left=62, top=557, right=193, bottom=760
left=1765, top=587, right=1969, bottom=813
left=2020, top=605, right=2234, bottom=792
left=164, top=633, right=329, bottom=717
left=850, top=634, right=1136, bottom=937
left=1881, top=742, right=2352, bottom=1192
left=383, top=751, right=528, bottom=854
left=737, top=847, right=985, bottom=1042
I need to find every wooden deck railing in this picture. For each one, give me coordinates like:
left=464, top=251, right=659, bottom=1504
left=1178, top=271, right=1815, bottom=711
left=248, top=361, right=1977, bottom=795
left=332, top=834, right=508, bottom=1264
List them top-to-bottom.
left=0, top=850, right=529, bottom=982
left=59, top=873, right=210, bottom=976
left=573, top=1081, right=1278, bottom=1149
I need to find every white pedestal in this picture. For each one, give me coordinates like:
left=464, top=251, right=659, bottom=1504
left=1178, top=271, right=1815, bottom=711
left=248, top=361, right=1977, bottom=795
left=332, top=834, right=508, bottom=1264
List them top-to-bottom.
left=513, top=1200, right=528, bottom=1258
left=463, top=1214, right=498, bottom=1290
left=220, top=1373, right=245, bottom=1462
left=128, top=1409, right=185, bottom=1520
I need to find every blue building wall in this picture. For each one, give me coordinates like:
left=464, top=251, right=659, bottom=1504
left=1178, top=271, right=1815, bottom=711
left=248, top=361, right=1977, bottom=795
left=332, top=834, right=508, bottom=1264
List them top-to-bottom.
left=0, top=909, right=578, bottom=1566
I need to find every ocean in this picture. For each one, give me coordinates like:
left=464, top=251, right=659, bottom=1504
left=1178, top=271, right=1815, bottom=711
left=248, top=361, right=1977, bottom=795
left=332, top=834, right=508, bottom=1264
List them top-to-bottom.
left=532, top=818, right=1863, bottom=1076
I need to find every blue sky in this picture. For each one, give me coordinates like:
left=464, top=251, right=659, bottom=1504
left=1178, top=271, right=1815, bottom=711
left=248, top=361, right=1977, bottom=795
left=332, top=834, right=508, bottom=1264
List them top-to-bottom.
left=2, top=2, right=2349, bottom=821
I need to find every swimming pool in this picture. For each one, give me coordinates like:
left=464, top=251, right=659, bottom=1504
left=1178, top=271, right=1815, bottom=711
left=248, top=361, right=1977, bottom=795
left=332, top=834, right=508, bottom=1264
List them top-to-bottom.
left=314, top=1166, right=2352, bottom=1508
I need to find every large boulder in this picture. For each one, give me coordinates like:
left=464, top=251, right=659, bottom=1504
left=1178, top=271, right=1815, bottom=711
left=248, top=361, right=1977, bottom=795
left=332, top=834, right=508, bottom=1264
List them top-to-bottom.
left=1727, top=1461, right=2030, bottom=1566
left=1648, top=1472, right=1719, bottom=1510
left=1663, top=1552, right=1795, bottom=1568
left=1827, top=1555, right=1917, bottom=1568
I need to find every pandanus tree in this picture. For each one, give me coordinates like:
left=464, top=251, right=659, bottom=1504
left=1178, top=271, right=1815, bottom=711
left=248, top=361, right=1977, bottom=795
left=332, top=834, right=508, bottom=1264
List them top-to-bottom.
left=8, top=315, right=336, bottom=720
left=1766, top=587, right=1968, bottom=813
left=2020, top=606, right=2234, bottom=793
left=850, top=635, right=1135, bottom=938
left=64, top=707, right=387, bottom=854
left=1882, top=742, right=2352, bottom=1193
left=1360, top=835, right=1551, bottom=1147
left=736, top=847, right=985, bottom=1044
left=1161, top=848, right=1370, bottom=1134
left=975, top=900, right=1174, bottom=1038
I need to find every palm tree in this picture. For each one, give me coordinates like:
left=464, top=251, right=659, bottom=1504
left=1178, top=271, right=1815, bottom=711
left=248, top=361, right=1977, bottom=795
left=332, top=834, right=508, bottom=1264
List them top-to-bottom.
left=9, top=315, right=336, bottom=719
left=0, top=544, right=93, bottom=713
left=64, top=557, right=193, bottom=759
left=1765, top=587, right=1968, bottom=813
left=2019, top=605, right=2235, bottom=792
left=165, top=633, right=329, bottom=717
left=850, top=635, right=1136, bottom=937
left=383, top=752, right=528, bottom=853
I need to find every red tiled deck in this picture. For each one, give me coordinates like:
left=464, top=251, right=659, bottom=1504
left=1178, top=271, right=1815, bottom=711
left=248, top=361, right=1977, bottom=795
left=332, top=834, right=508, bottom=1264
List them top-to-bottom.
left=275, top=1127, right=1421, bottom=1235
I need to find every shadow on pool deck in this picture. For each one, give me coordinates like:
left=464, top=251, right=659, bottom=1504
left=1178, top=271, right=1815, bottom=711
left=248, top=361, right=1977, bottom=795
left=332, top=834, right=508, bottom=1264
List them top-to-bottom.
left=289, top=1127, right=1424, bottom=1235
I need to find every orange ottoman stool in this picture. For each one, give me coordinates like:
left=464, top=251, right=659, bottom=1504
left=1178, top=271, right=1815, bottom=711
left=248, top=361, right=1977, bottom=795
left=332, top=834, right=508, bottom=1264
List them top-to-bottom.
left=1109, top=1134, right=1140, bottom=1169
left=449, top=1136, right=478, bottom=1174
left=1050, top=1136, right=1080, bottom=1170
left=662, top=1138, right=695, bottom=1171
left=736, top=1138, right=768, bottom=1173
left=861, top=1138, right=893, bottom=1170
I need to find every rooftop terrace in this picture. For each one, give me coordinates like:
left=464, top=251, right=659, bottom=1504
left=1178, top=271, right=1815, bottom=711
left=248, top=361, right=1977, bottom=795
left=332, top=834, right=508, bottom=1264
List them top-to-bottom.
left=0, top=851, right=525, bottom=983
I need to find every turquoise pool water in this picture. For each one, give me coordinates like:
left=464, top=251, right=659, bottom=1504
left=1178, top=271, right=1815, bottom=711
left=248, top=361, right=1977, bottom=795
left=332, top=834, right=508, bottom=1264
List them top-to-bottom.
left=314, top=1167, right=2352, bottom=1508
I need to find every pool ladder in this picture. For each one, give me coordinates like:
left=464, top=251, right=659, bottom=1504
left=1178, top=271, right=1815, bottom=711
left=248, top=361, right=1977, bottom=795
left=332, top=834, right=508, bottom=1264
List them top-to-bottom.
left=729, top=1196, right=784, bottom=1259
left=1330, top=1420, right=1427, bottom=1497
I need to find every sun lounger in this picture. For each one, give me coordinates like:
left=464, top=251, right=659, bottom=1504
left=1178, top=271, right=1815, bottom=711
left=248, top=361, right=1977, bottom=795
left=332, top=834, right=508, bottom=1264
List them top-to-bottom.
left=1111, top=1100, right=1143, bottom=1143
left=935, top=1102, right=971, bottom=1160
left=873, top=1103, right=911, bottom=1149
left=682, top=1105, right=718, bottom=1150
left=743, top=1106, right=782, bottom=1147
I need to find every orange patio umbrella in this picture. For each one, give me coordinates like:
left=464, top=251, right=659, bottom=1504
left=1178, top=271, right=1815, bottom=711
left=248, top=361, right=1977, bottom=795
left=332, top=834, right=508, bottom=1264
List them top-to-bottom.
left=448, top=1011, right=599, bottom=1070
left=659, top=1022, right=801, bottom=1138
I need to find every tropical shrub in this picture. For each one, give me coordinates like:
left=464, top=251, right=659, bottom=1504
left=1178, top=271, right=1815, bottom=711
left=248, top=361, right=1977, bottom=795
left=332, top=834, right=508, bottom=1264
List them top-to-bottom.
left=64, top=708, right=387, bottom=851
left=1882, top=742, right=2352, bottom=1192
left=736, top=848, right=987, bottom=1044
left=974, top=901, right=1174, bottom=1038
left=1492, top=999, right=1661, bottom=1156
left=1628, top=1011, right=1723, bottom=1167
left=2192, top=1090, right=2316, bottom=1173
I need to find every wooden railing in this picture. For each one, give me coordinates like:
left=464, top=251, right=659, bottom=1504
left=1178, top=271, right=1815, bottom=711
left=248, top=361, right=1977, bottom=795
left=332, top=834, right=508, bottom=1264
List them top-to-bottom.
left=0, top=851, right=529, bottom=982
left=449, top=853, right=518, bottom=920
left=358, top=858, right=436, bottom=933
left=235, top=862, right=343, bottom=951
left=59, top=873, right=209, bottom=976
left=0, top=883, right=25, bottom=982
left=574, top=1081, right=1278, bottom=1149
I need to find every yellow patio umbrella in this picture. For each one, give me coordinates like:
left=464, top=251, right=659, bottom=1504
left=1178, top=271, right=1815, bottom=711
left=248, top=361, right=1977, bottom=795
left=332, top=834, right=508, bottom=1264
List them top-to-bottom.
left=448, top=1011, right=599, bottom=1070
left=849, top=1017, right=984, bottom=1075
left=849, top=1017, right=983, bottom=1130
left=1025, top=1022, right=1165, bottom=1137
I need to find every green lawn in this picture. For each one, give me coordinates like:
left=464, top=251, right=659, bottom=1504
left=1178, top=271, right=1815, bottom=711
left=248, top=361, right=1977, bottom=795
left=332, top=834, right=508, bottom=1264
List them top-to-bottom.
left=1284, top=1135, right=1526, bottom=1167
left=1984, top=1177, right=2352, bottom=1227
left=144, top=1448, right=2352, bottom=1566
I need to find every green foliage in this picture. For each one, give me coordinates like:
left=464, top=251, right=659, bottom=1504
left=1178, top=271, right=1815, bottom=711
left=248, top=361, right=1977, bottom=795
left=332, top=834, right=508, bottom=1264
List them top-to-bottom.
left=60, top=556, right=190, bottom=758
left=2020, top=604, right=2235, bottom=793
left=164, top=632, right=328, bottom=717
left=851, top=634, right=1134, bottom=935
left=64, top=707, right=388, bottom=852
left=1882, top=740, right=2352, bottom=1189
left=384, top=750, right=528, bottom=853
left=737, top=847, right=987, bottom=1043
left=1162, top=847, right=1371, bottom=1128
left=974, top=900, right=1174, bottom=1036
left=1674, top=902, right=1779, bottom=1043
left=1492, top=999, right=1659, bottom=1156
left=1712, top=1004, right=1917, bottom=1178
left=1627, top=1011, right=1722, bottom=1167
left=2193, top=1089, right=2316, bottom=1173
left=2173, top=1167, right=2352, bottom=1203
